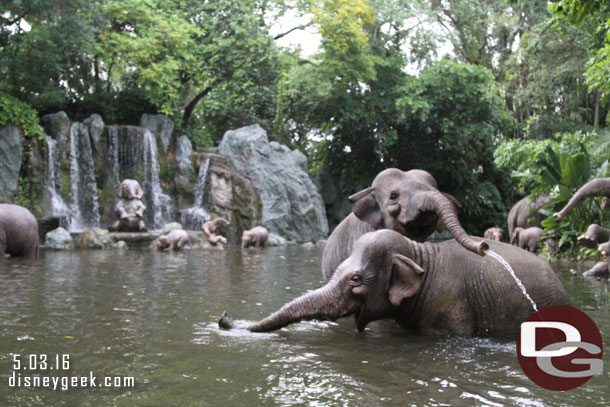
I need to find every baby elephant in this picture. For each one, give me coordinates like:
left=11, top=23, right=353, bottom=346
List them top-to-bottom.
left=241, top=226, right=268, bottom=248
left=511, top=226, right=543, bottom=253
left=483, top=227, right=503, bottom=241
left=154, top=229, right=191, bottom=251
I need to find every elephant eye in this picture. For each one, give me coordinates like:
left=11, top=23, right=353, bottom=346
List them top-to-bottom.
left=389, top=191, right=399, bottom=200
left=349, top=274, right=363, bottom=286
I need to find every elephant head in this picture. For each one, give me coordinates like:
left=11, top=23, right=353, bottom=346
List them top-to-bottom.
left=349, top=168, right=487, bottom=255
left=554, top=178, right=610, bottom=219
left=117, top=179, right=144, bottom=200
left=510, top=227, right=524, bottom=245
left=220, top=230, right=425, bottom=332
left=155, top=236, right=170, bottom=250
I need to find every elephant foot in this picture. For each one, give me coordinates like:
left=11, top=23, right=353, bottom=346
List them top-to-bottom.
left=577, top=234, right=598, bottom=249
left=218, top=311, right=235, bottom=329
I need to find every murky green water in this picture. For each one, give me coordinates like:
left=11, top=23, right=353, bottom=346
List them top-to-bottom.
left=1, top=246, right=609, bottom=406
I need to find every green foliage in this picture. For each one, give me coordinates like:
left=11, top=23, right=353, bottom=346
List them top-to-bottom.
left=0, top=92, right=43, bottom=139
left=13, top=176, right=33, bottom=208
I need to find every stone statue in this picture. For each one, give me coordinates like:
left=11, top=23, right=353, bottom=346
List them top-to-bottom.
left=109, top=179, right=147, bottom=232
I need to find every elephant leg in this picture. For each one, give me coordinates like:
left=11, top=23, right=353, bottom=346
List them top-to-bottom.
left=0, top=230, right=6, bottom=258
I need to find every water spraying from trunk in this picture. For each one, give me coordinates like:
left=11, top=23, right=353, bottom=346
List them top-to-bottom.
left=485, top=249, right=538, bottom=312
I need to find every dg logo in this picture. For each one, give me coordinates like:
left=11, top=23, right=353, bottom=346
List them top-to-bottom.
left=517, top=305, right=604, bottom=391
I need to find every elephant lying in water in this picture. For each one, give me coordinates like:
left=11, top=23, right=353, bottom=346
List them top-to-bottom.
left=220, top=230, right=568, bottom=337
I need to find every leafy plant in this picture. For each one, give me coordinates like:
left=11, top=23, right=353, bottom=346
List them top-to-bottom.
left=0, top=92, right=43, bottom=139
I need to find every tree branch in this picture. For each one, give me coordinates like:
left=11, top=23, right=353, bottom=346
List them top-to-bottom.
left=273, top=23, right=313, bottom=41
left=181, top=86, right=212, bottom=130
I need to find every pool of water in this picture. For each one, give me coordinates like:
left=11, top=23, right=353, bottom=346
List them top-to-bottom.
left=1, top=246, right=608, bottom=406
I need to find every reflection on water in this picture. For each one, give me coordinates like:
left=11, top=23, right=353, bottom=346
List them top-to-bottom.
left=0, top=247, right=608, bottom=406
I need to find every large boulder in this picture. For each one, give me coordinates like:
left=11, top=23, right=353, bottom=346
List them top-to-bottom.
left=0, top=125, right=23, bottom=202
left=218, top=125, right=328, bottom=242
left=45, top=227, right=74, bottom=250
left=73, top=227, right=114, bottom=249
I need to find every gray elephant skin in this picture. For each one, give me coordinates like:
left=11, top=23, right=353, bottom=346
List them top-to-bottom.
left=322, top=168, right=487, bottom=281
left=554, top=178, right=610, bottom=219
left=109, top=179, right=147, bottom=232
left=507, top=194, right=550, bottom=238
left=0, top=203, right=39, bottom=258
left=202, top=218, right=229, bottom=247
left=577, top=223, right=610, bottom=248
left=241, top=226, right=268, bottom=248
left=511, top=226, right=543, bottom=253
left=220, top=230, right=568, bottom=337
left=583, top=241, right=610, bottom=278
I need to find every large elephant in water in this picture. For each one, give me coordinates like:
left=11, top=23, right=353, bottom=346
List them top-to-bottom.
left=321, top=168, right=487, bottom=281
left=554, top=178, right=610, bottom=219
left=0, top=204, right=39, bottom=258
left=220, top=230, right=568, bottom=337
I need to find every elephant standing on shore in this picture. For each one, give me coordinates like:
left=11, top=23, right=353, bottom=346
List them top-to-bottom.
left=321, top=168, right=487, bottom=281
left=554, top=178, right=610, bottom=219
left=507, top=194, right=550, bottom=238
left=0, top=204, right=39, bottom=258
left=241, top=226, right=268, bottom=248
left=511, top=226, right=544, bottom=253
left=220, top=230, right=568, bottom=337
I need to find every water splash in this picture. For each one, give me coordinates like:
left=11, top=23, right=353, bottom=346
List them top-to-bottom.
left=68, top=123, right=100, bottom=231
left=45, top=135, right=70, bottom=216
left=181, top=158, right=211, bottom=229
left=485, top=249, right=538, bottom=312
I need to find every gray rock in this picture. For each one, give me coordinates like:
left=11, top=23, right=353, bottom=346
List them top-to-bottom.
left=84, top=114, right=105, bottom=155
left=140, top=114, right=174, bottom=154
left=0, top=125, right=23, bottom=202
left=218, top=125, right=328, bottom=242
left=175, top=135, right=193, bottom=183
left=161, top=222, right=183, bottom=234
left=45, top=227, right=74, bottom=250
left=73, top=227, right=114, bottom=250
left=267, top=233, right=287, bottom=246
left=113, top=240, right=128, bottom=250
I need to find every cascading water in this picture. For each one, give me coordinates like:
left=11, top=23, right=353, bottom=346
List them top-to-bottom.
left=68, top=122, right=100, bottom=231
left=107, top=125, right=120, bottom=186
left=141, top=129, right=173, bottom=230
left=45, top=135, right=70, bottom=216
left=181, top=158, right=211, bottom=229
left=485, top=249, right=538, bottom=312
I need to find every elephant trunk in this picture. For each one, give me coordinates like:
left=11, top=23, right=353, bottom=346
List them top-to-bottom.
left=554, top=178, right=610, bottom=218
left=421, top=190, right=488, bottom=255
left=241, top=284, right=346, bottom=332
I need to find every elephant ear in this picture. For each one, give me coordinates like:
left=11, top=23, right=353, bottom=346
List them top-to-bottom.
left=116, top=184, right=124, bottom=198
left=135, top=184, right=144, bottom=199
left=349, top=187, right=383, bottom=229
left=442, top=192, right=461, bottom=209
left=388, top=254, right=424, bottom=307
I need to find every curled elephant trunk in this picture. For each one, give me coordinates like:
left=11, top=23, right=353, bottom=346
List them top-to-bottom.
left=554, top=178, right=610, bottom=218
left=420, top=190, right=488, bottom=255
left=219, top=284, right=347, bottom=332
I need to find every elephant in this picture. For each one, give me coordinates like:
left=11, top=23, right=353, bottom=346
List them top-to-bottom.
left=321, top=168, right=487, bottom=281
left=554, top=178, right=610, bottom=219
left=108, top=179, right=147, bottom=232
left=116, top=179, right=144, bottom=200
left=507, top=194, right=551, bottom=238
left=0, top=204, right=39, bottom=258
left=202, top=218, right=230, bottom=248
left=577, top=223, right=610, bottom=249
left=241, top=226, right=268, bottom=248
left=511, top=226, right=544, bottom=253
left=483, top=227, right=503, bottom=241
left=154, top=229, right=191, bottom=251
left=219, top=230, right=568, bottom=337
left=582, top=241, right=610, bottom=278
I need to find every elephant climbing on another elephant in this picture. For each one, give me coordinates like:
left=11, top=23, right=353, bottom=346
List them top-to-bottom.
left=322, top=168, right=487, bottom=281
left=554, top=178, right=610, bottom=219
left=507, top=194, right=551, bottom=238
left=0, top=204, right=39, bottom=258
left=577, top=223, right=610, bottom=249
left=241, top=226, right=268, bottom=248
left=511, top=226, right=544, bottom=253
left=220, top=230, right=568, bottom=337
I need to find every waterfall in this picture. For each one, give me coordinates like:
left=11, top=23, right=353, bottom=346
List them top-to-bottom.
left=68, top=123, right=100, bottom=231
left=107, top=125, right=120, bottom=186
left=141, top=129, right=173, bottom=230
left=45, top=135, right=70, bottom=216
left=181, top=158, right=211, bottom=229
